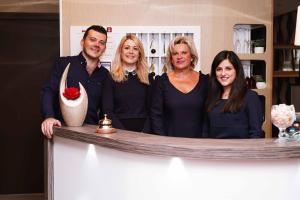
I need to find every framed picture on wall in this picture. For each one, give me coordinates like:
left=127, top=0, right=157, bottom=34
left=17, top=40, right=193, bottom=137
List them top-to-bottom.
left=70, top=26, right=201, bottom=75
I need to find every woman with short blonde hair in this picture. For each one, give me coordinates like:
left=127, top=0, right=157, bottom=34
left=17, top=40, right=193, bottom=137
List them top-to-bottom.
left=151, top=35, right=208, bottom=138
left=166, top=36, right=199, bottom=70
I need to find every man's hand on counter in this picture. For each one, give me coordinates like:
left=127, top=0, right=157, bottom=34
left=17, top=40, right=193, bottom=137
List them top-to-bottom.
left=41, top=117, right=62, bottom=139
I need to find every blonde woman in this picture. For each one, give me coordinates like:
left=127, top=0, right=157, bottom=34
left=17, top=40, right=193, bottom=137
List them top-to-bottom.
left=102, top=34, right=154, bottom=132
left=151, top=36, right=208, bottom=137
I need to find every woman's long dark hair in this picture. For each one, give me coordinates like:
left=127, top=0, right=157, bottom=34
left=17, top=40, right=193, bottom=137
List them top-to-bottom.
left=206, top=50, right=247, bottom=113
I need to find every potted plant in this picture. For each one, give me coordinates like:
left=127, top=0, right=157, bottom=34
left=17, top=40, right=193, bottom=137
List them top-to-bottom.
left=252, top=39, right=265, bottom=53
left=254, top=75, right=266, bottom=89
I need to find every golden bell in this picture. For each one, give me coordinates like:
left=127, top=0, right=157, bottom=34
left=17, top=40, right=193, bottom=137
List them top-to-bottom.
left=96, top=114, right=116, bottom=134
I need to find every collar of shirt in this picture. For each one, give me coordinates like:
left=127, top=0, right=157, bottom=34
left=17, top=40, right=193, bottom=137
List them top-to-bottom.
left=78, top=52, right=102, bottom=69
left=124, top=69, right=137, bottom=77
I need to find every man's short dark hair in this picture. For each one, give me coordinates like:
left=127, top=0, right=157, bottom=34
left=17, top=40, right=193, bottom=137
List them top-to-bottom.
left=83, top=25, right=107, bottom=39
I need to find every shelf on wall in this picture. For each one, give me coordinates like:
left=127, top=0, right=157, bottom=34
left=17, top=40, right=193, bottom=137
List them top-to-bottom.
left=233, top=24, right=266, bottom=54
left=274, top=44, right=300, bottom=49
left=238, top=53, right=267, bottom=60
left=273, top=71, right=299, bottom=77
left=253, top=89, right=268, bottom=96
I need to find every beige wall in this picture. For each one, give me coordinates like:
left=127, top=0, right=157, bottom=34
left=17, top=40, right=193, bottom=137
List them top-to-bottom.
left=61, top=0, right=273, bottom=136
left=61, top=0, right=272, bottom=73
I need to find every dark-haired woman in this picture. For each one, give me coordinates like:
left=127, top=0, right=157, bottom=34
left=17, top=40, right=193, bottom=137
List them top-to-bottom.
left=203, top=50, right=263, bottom=138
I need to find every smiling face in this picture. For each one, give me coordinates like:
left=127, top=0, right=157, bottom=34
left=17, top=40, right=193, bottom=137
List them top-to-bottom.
left=81, top=29, right=107, bottom=60
left=120, top=39, right=140, bottom=68
left=171, top=43, right=192, bottom=70
left=215, top=59, right=237, bottom=90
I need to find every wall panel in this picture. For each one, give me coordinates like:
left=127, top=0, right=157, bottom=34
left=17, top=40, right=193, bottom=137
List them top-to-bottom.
left=60, top=0, right=273, bottom=136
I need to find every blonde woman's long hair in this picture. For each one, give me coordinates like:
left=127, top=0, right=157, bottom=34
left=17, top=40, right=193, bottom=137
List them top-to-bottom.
left=111, top=34, right=149, bottom=85
left=166, top=36, right=199, bottom=70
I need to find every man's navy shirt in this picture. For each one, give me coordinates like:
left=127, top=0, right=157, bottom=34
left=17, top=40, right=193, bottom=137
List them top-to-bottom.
left=41, top=53, right=109, bottom=124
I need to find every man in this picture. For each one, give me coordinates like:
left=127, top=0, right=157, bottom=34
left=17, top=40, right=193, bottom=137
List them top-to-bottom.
left=41, top=25, right=109, bottom=138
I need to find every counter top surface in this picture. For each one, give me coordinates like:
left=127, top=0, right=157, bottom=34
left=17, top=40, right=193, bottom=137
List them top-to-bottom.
left=54, top=125, right=300, bottom=160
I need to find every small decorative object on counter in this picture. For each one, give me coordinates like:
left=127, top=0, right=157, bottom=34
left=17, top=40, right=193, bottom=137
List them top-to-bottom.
left=59, top=63, right=88, bottom=126
left=63, top=87, right=80, bottom=100
left=271, top=104, right=296, bottom=140
left=96, top=114, right=116, bottom=134
left=286, top=121, right=300, bottom=139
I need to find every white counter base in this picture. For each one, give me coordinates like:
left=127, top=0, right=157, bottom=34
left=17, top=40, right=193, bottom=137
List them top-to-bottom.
left=53, top=136, right=300, bottom=200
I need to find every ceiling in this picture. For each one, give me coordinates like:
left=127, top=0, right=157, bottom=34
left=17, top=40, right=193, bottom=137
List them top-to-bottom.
left=0, top=0, right=299, bottom=15
left=0, top=0, right=58, bottom=13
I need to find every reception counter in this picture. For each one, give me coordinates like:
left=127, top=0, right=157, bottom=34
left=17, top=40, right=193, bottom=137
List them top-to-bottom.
left=47, top=125, right=300, bottom=200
